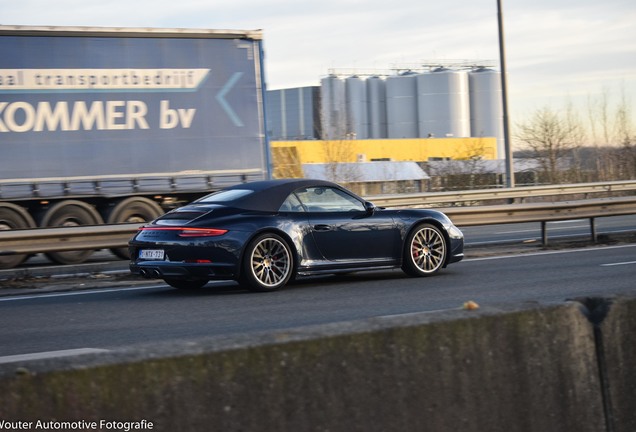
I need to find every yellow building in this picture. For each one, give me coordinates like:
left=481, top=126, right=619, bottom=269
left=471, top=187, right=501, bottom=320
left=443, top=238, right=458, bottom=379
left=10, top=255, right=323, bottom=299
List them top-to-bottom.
left=271, top=137, right=498, bottom=179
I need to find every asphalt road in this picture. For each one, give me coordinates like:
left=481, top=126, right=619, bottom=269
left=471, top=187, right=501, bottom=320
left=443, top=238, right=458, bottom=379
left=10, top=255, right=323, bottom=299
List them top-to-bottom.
left=1, top=243, right=634, bottom=360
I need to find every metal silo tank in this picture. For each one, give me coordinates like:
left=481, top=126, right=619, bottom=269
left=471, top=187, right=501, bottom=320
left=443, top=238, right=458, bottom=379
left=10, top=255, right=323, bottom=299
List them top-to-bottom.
left=416, top=68, right=470, bottom=138
left=469, top=68, right=503, bottom=159
left=386, top=73, right=419, bottom=139
left=320, top=75, right=346, bottom=139
left=345, top=76, right=369, bottom=139
left=367, top=76, right=387, bottom=138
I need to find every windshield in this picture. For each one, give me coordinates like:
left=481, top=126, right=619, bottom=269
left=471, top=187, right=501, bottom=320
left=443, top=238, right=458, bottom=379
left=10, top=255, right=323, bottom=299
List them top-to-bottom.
left=196, top=189, right=253, bottom=203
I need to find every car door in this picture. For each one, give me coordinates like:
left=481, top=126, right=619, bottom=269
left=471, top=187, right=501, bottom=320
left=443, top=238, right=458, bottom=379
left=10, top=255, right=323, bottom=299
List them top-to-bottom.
left=294, top=186, right=400, bottom=262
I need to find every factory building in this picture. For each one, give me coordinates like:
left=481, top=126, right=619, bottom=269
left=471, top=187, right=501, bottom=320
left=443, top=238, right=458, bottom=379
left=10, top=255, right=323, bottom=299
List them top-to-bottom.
left=266, top=66, right=504, bottom=159
left=265, top=86, right=322, bottom=140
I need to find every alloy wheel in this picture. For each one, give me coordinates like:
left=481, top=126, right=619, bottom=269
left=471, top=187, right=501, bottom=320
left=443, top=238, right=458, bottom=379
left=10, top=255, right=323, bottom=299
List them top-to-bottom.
left=409, top=225, right=446, bottom=274
left=250, top=237, right=291, bottom=288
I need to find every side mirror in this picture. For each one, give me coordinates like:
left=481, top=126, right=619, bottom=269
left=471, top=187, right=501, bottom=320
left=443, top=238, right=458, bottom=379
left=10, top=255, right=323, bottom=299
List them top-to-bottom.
left=364, top=201, right=376, bottom=214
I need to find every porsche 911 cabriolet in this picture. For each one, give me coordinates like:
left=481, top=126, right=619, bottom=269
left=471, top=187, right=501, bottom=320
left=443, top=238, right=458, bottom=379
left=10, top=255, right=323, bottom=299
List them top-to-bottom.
left=129, top=179, right=464, bottom=291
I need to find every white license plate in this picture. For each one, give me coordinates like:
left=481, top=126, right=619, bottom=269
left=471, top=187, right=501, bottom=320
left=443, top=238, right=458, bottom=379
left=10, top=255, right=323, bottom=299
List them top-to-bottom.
left=139, top=249, right=165, bottom=260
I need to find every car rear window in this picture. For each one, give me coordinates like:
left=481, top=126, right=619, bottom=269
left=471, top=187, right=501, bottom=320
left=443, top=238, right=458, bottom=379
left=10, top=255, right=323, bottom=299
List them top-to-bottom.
left=196, top=189, right=253, bottom=203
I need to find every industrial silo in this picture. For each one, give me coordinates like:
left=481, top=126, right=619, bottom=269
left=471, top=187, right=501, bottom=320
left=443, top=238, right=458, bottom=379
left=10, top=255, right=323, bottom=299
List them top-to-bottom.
left=416, top=68, right=470, bottom=138
left=469, top=68, right=503, bottom=159
left=386, top=72, right=419, bottom=138
left=320, top=75, right=346, bottom=140
left=345, top=76, right=369, bottom=139
left=367, top=76, right=387, bottom=138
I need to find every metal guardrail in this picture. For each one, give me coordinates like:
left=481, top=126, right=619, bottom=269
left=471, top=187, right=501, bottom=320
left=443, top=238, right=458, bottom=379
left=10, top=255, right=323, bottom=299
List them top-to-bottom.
left=369, top=180, right=636, bottom=207
left=1, top=196, right=635, bottom=256
left=442, top=196, right=636, bottom=226
left=443, top=196, right=636, bottom=245
left=0, top=223, right=143, bottom=256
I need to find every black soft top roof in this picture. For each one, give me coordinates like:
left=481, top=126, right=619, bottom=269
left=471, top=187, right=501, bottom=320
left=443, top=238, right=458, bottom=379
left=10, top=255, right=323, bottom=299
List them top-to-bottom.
left=204, top=178, right=348, bottom=212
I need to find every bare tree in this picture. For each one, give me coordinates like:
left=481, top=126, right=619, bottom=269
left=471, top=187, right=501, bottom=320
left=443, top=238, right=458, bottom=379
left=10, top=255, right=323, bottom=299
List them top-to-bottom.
left=320, top=87, right=362, bottom=185
left=562, top=100, right=590, bottom=183
left=515, top=106, right=583, bottom=184
left=321, top=137, right=362, bottom=185
left=426, top=138, right=497, bottom=191
left=271, top=146, right=303, bottom=179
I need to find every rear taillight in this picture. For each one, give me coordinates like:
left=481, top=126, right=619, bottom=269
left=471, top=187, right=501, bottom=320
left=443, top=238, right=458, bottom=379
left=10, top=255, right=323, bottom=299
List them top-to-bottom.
left=139, top=227, right=228, bottom=237
left=178, top=228, right=228, bottom=237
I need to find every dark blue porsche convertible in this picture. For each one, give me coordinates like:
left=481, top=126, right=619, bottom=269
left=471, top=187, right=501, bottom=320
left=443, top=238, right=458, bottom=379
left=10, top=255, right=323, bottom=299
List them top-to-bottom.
left=129, top=179, right=464, bottom=291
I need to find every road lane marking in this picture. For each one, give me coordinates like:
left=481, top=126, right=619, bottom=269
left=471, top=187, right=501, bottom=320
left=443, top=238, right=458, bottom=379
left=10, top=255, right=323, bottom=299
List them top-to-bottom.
left=495, top=225, right=588, bottom=235
left=467, top=228, right=636, bottom=246
left=492, top=228, right=538, bottom=234
left=466, top=238, right=537, bottom=246
left=465, top=243, right=636, bottom=262
left=600, top=261, right=636, bottom=267
left=0, top=280, right=233, bottom=302
left=0, top=285, right=166, bottom=302
left=0, top=348, right=109, bottom=364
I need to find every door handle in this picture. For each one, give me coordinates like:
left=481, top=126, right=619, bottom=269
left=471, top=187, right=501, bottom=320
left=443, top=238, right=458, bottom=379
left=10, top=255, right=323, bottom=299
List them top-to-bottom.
left=313, top=224, right=332, bottom=231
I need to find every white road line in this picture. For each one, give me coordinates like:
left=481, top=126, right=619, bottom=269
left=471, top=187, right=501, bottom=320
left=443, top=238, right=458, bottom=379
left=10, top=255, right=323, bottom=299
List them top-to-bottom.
left=495, top=225, right=588, bottom=235
left=492, top=228, right=539, bottom=234
left=465, top=243, right=636, bottom=262
left=600, top=261, right=636, bottom=267
left=0, top=280, right=233, bottom=302
left=0, top=285, right=166, bottom=302
left=0, top=348, right=110, bottom=365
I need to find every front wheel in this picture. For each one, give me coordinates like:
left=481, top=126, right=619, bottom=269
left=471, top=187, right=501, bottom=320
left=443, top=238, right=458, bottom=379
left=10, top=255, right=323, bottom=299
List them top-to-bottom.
left=402, top=223, right=447, bottom=277
left=241, top=233, right=293, bottom=292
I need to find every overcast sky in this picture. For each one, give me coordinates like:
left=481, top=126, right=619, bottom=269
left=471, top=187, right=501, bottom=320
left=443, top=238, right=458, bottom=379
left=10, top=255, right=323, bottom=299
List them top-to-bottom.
left=3, top=0, right=635, bottom=124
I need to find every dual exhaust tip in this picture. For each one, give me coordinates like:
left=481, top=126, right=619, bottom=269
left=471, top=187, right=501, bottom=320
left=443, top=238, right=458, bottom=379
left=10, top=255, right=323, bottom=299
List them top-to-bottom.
left=139, top=268, right=161, bottom=279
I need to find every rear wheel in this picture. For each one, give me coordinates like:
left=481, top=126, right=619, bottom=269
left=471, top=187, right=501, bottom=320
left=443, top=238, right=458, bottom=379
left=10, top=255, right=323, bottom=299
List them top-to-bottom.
left=39, top=200, right=103, bottom=265
left=0, top=203, right=37, bottom=269
left=402, top=223, right=447, bottom=276
left=241, top=233, right=293, bottom=292
left=163, top=278, right=208, bottom=290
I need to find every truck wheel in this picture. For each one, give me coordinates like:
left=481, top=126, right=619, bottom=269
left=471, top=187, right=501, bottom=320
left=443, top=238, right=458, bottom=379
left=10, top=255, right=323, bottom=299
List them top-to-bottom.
left=106, top=197, right=164, bottom=260
left=39, top=200, right=104, bottom=265
left=0, top=203, right=37, bottom=269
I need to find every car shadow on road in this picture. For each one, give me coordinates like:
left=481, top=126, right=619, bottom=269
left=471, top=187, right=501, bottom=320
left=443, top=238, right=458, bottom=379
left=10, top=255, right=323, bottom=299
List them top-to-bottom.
left=144, top=269, right=418, bottom=297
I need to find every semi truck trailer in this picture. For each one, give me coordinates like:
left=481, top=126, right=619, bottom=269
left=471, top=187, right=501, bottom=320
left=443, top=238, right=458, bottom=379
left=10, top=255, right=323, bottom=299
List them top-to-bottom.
left=0, top=25, right=270, bottom=269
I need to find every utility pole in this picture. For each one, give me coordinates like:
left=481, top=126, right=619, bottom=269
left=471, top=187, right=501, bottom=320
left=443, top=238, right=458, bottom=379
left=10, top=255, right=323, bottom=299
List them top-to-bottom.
left=497, top=0, right=515, bottom=187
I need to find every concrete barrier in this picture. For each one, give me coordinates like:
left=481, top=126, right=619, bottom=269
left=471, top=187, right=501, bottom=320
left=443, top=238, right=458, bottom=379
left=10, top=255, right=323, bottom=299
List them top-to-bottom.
left=596, top=296, right=636, bottom=432
left=0, top=300, right=629, bottom=432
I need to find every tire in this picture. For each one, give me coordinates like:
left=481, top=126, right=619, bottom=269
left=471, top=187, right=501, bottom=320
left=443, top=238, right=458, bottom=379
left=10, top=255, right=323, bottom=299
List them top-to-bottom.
left=106, top=197, right=164, bottom=260
left=39, top=200, right=104, bottom=265
left=0, top=203, right=37, bottom=269
left=402, top=223, right=447, bottom=277
left=241, top=233, right=293, bottom=292
left=163, top=278, right=208, bottom=290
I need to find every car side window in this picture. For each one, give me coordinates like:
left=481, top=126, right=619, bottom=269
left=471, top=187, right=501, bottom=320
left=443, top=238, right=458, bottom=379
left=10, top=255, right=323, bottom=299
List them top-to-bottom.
left=294, top=187, right=365, bottom=212
left=279, top=193, right=305, bottom=212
